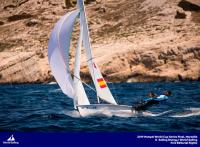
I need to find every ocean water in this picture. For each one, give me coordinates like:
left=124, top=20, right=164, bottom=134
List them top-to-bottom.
left=0, top=82, right=199, bottom=132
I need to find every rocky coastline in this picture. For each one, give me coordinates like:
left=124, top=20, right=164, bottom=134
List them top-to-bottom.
left=0, top=0, right=200, bottom=84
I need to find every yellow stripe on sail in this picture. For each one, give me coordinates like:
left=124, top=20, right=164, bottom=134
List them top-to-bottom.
left=99, top=81, right=106, bottom=86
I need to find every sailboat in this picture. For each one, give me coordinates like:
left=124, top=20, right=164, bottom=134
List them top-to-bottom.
left=48, top=0, right=132, bottom=117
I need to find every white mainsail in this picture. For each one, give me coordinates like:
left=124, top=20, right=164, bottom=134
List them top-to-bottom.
left=78, top=0, right=117, bottom=105
left=48, top=10, right=80, bottom=99
left=74, top=24, right=90, bottom=106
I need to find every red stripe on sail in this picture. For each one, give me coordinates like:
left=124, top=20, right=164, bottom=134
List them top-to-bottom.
left=97, top=78, right=104, bottom=82
left=100, top=85, right=107, bottom=88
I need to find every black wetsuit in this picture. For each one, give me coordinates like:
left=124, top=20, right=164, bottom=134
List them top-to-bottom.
left=132, top=100, right=159, bottom=111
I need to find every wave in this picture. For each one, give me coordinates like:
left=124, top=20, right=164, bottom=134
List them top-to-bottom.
left=49, top=88, right=62, bottom=93
left=171, top=108, right=200, bottom=118
left=142, top=110, right=173, bottom=117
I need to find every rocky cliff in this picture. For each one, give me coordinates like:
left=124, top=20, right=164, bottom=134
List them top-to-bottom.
left=0, top=0, right=200, bottom=83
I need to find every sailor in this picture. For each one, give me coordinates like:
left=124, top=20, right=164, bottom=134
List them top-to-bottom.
left=156, top=90, right=171, bottom=101
left=131, top=91, right=172, bottom=112
left=131, top=91, right=156, bottom=112
left=142, top=91, right=157, bottom=102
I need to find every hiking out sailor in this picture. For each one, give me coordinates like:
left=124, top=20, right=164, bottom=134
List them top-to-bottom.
left=131, top=91, right=172, bottom=112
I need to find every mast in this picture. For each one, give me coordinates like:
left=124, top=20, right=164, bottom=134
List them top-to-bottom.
left=73, top=22, right=90, bottom=108
left=73, top=24, right=83, bottom=109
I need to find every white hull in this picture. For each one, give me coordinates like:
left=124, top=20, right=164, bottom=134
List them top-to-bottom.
left=77, top=104, right=133, bottom=117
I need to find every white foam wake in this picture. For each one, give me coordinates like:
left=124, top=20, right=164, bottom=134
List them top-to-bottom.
left=48, top=82, right=57, bottom=85
left=171, top=108, right=200, bottom=118
left=63, top=109, right=172, bottom=118
left=63, top=110, right=81, bottom=118
left=143, top=110, right=172, bottom=117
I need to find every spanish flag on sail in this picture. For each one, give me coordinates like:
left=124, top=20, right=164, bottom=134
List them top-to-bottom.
left=97, top=78, right=107, bottom=88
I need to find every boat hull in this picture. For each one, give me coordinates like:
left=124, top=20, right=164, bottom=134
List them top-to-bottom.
left=77, top=104, right=133, bottom=117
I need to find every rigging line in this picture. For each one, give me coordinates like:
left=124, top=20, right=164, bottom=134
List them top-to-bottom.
left=85, top=55, right=102, bottom=62
left=82, top=56, right=101, bottom=64
left=86, top=57, right=95, bottom=62
left=67, top=69, right=96, bottom=93
left=67, top=69, right=106, bottom=101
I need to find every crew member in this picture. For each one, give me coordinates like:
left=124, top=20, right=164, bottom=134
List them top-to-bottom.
left=131, top=91, right=172, bottom=112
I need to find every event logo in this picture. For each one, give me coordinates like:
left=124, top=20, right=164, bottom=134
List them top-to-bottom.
left=3, top=134, right=19, bottom=144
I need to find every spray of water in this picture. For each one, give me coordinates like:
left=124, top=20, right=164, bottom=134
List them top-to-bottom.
left=171, top=108, right=200, bottom=118
left=63, top=109, right=173, bottom=118
left=63, top=110, right=81, bottom=118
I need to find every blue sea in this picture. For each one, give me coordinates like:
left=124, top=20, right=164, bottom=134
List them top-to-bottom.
left=0, top=82, right=199, bottom=132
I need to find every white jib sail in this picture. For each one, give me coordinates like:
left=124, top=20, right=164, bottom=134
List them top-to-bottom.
left=77, top=0, right=117, bottom=105
left=48, top=10, right=80, bottom=99
left=74, top=24, right=90, bottom=106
